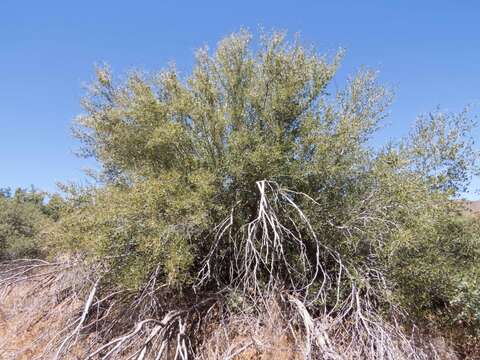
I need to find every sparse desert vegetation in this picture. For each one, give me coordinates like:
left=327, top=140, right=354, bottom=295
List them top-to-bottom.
left=1, top=30, right=480, bottom=359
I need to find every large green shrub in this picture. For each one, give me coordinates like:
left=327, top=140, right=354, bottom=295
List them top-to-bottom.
left=52, top=30, right=480, bottom=335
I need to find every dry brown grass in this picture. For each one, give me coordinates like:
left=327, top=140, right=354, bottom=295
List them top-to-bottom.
left=0, top=259, right=473, bottom=360
left=0, top=268, right=87, bottom=360
left=0, top=281, right=67, bottom=359
left=0, top=281, right=300, bottom=360
left=0, top=283, right=469, bottom=360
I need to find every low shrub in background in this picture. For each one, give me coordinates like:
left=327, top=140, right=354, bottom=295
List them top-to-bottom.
left=0, top=187, right=62, bottom=259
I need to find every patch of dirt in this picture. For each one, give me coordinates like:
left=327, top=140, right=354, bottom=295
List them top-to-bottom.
left=0, top=281, right=82, bottom=360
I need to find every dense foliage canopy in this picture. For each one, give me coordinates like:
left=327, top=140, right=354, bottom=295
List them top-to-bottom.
left=2, top=30, right=480, bottom=358
left=66, top=31, right=480, bottom=321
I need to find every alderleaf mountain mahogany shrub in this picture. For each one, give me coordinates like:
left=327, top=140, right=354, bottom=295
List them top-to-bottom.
left=3, top=30, right=479, bottom=358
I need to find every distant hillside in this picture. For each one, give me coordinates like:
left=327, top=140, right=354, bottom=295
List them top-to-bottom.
left=465, top=200, right=480, bottom=215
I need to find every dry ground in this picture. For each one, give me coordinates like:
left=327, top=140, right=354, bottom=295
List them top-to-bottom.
left=0, top=281, right=302, bottom=359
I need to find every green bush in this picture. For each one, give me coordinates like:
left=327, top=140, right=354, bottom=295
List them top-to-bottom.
left=50, top=30, right=480, bottom=334
left=0, top=187, right=61, bottom=259
left=391, top=213, right=480, bottom=331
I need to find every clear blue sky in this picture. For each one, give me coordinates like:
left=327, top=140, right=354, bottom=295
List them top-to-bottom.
left=1, top=0, right=479, bottom=197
